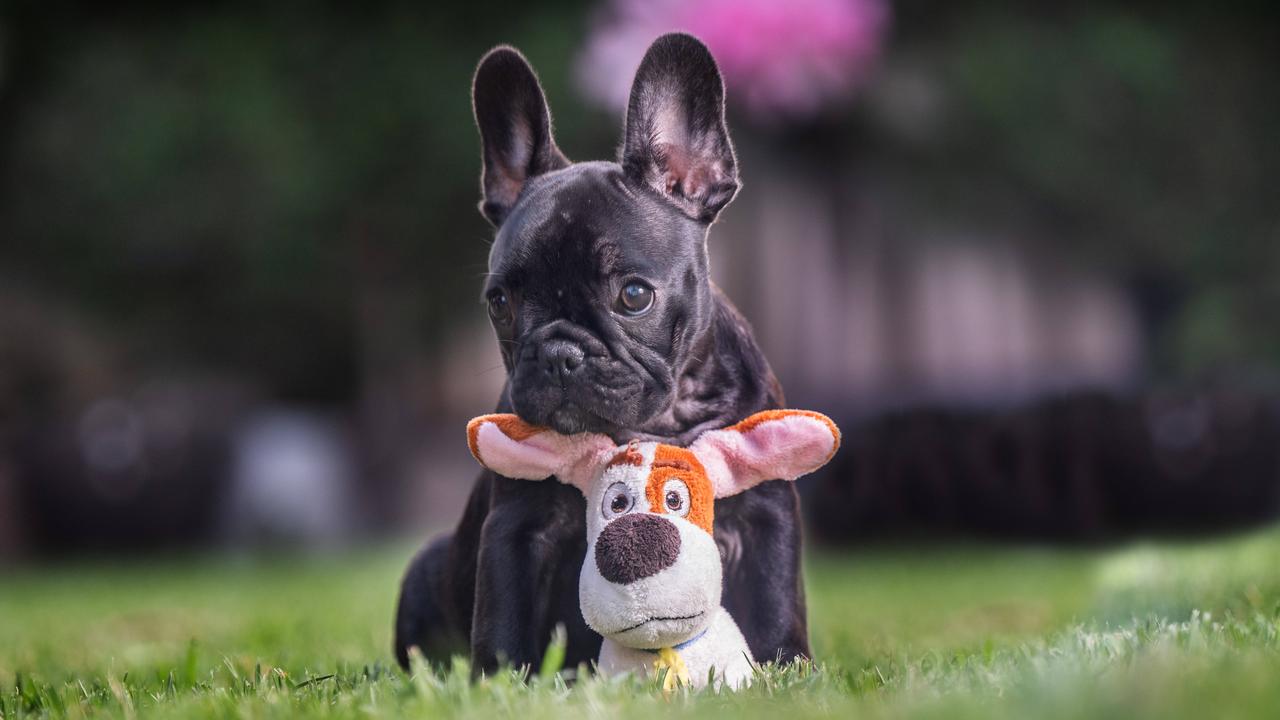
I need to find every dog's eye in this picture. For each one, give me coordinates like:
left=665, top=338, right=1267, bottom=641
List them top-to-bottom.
left=616, top=281, right=654, bottom=315
left=487, top=290, right=513, bottom=326
left=662, top=479, right=690, bottom=517
left=602, top=481, right=634, bottom=519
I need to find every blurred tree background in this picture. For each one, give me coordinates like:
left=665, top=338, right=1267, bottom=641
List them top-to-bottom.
left=1, top=0, right=1277, bottom=555
left=1, top=0, right=611, bottom=403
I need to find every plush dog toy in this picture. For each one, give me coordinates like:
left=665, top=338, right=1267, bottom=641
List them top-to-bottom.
left=465, top=409, right=840, bottom=689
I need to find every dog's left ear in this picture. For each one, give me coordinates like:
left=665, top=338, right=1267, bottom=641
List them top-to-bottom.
left=620, top=33, right=739, bottom=224
left=690, top=410, right=841, bottom=498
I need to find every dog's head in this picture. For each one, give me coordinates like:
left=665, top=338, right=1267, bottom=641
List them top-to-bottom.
left=471, top=33, right=739, bottom=436
left=466, top=410, right=840, bottom=649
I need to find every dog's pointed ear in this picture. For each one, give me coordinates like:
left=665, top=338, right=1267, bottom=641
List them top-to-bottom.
left=620, top=33, right=739, bottom=224
left=472, top=47, right=570, bottom=227
left=690, top=410, right=840, bottom=498
left=466, top=414, right=615, bottom=492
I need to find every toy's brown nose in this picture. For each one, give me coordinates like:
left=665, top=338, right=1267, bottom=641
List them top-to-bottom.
left=594, top=513, right=681, bottom=585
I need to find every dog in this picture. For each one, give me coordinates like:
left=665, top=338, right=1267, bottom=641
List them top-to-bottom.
left=394, top=32, right=811, bottom=675
left=463, top=409, right=840, bottom=688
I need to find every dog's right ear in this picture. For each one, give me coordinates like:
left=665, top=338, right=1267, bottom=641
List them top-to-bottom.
left=472, top=47, right=569, bottom=227
left=466, top=414, right=615, bottom=492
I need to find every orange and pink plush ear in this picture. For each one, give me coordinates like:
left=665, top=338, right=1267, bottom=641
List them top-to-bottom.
left=690, top=410, right=841, bottom=498
left=466, top=414, right=616, bottom=492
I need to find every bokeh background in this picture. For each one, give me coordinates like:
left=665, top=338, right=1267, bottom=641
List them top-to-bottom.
left=2, top=0, right=1279, bottom=561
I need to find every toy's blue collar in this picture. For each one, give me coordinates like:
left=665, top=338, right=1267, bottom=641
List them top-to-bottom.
left=643, top=628, right=708, bottom=654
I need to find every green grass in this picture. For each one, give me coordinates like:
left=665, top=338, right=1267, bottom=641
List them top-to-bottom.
left=4, top=527, right=1280, bottom=718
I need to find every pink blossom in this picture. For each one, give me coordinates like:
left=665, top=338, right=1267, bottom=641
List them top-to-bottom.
left=577, top=0, right=890, bottom=122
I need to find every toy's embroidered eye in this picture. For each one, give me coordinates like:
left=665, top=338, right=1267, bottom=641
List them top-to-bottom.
left=662, top=479, right=690, bottom=517
left=602, top=481, right=634, bottom=519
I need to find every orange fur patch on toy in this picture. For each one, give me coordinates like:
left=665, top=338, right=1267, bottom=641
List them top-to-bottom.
left=728, top=409, right=842, bottom=463
left=466, top=414, right=545, bottom=462
left=607, top=441, right=645, bottom=468
left=646, top=444, right=714, bottom=533
left=651, top=456, right=692, bottom=471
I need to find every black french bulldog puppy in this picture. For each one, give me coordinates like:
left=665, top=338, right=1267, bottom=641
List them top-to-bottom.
left=394, top=33, right=809, bottom=674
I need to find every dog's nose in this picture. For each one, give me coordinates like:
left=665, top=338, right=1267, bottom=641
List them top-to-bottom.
left=541, top=340, right=584, bottom=383
left=594, top=513, right=681, bottom=585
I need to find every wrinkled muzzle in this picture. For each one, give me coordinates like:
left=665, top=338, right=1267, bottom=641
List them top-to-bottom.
left=508, top=320, right=673, bottom=436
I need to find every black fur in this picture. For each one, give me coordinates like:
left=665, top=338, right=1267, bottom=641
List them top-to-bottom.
left=394, top=33, right=809, bottom=674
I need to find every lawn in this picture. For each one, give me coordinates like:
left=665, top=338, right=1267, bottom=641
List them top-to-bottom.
left=4, top=527, right=1280, bottom=718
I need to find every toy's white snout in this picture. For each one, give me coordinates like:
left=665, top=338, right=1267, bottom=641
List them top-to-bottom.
left=580, top=508, right=723, bottom=650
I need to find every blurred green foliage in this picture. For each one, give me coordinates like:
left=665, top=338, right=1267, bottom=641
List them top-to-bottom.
left=0, top=1, right=608, bottom=401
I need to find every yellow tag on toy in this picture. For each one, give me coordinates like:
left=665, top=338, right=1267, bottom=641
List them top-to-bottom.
left=653, top=647, right=690, bottom=690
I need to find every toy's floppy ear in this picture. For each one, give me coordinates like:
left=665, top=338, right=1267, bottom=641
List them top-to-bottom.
left=690, top=410, right=841, bottom=498
left=466, top=414, right=616, bottom=492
